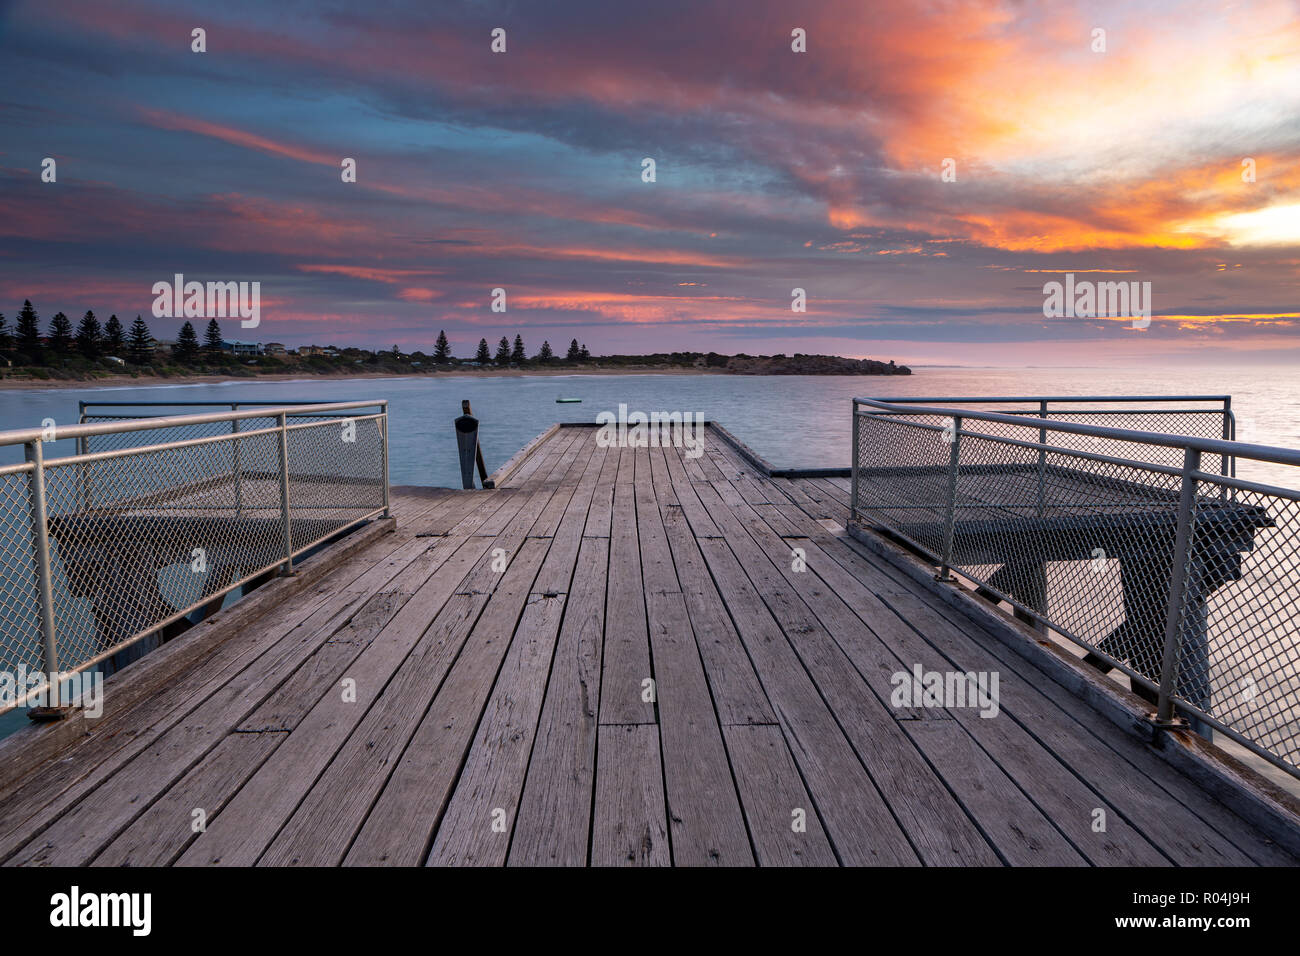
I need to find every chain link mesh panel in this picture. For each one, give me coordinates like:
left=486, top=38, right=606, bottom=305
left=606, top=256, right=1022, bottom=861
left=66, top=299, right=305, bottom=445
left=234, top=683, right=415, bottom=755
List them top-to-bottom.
left=853, top=402, right=1299, bottom=776
left=0, top=406, right=387, bottom=712
left=0, top=470, right=45, bottom=677
left=1172, top=481, right=1300, bottom=768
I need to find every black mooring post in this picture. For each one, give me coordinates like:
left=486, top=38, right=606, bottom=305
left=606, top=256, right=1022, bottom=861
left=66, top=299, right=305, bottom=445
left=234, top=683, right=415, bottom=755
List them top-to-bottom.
left=456, top=400, right=495, bottom=489
left=455, top=412, right=479, bottom=489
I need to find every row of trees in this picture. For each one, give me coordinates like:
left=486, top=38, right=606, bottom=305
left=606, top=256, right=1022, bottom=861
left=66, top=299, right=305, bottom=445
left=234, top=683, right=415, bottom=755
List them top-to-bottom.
left=0, top=300, right=232, bottom=367
left=0, top=303, right=595, bottom=371
left=434, top=330, right=592, bottom=366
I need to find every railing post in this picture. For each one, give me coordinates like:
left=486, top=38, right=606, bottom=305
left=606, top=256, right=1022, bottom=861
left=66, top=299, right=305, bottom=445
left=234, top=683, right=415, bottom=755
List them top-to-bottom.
left=1221, top=397, right=1234, bottom=497
left=1037, top=399, right=1048, bottom=517
left=850, top=401, right=860, bottom=525
left=381, top=407, right=391, bottom=518
left=277, top=412, right=294, bottom=574
left=937, top=415, right=961, bottom=581
left=25, top=439, right=65, bottom=717
left=1155, top=446, right=1201, bottom=725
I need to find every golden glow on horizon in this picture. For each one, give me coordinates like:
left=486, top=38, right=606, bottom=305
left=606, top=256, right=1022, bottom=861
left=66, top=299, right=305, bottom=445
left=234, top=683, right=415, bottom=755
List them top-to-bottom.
left=1185, top=203, right=1300, bottom=247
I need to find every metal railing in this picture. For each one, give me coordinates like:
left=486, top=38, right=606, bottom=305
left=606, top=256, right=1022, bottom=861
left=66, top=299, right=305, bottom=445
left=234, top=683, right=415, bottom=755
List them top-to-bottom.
left=850, top=395, right=1299, bottom=778
left=0, top=401, right=389, bottom=713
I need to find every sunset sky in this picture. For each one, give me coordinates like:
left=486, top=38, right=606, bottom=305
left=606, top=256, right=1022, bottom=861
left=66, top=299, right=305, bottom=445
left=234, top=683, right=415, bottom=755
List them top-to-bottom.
left=1, top=0, right=1298, bottom=365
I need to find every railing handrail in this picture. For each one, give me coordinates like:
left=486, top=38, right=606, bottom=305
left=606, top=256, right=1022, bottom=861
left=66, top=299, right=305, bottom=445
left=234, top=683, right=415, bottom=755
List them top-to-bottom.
left=860, top=395, right=1231, bottom=405
left=854, top=398, right=1300, bottom=469
left=0, top=400, right=387, bottom=448
left=80, top=400, right=342, bottom=407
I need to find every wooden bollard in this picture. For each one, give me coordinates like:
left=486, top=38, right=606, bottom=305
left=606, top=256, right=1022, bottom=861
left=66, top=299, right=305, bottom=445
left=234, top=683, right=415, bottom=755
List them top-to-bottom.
left=456, top=400, right=494, bottom=489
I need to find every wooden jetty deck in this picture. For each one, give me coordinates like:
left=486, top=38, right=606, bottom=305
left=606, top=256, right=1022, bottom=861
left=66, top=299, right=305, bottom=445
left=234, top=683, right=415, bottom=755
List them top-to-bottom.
left=0, top=423, right=1296, bottom=866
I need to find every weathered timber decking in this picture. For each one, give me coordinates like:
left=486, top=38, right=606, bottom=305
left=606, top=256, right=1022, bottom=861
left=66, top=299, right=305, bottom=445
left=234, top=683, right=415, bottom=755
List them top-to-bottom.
left=0, top=423, right=1295, bottom=866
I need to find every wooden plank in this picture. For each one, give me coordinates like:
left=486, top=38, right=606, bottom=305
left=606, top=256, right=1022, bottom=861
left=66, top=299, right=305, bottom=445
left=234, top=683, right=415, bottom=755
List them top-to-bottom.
left=490, top=424, right=559, bottom=488
left=504, top=426, right=581, bottom=488
left=529, top=430, right=598, bottom=538
left=660, top=437, right=691, bottom=487
left=531, top=441, right=607, bottom=595
left=582, top=441, right=620, bottom=538
left=678, top=442, right=707, bottom=482
left=615, top=445, right=636, bottom=486
left=695, top=446, right=728, bottom=482
left=637, top=472, right=751, bottom=864
left=598, top=480, right=656, bottom=725
left=691, top=482, right=999, bottom=865
left=656, top=483, right=776, bottom=727
left=223, top=527, right=521, bottom=867
left=172, top=533, right=495, bottom=867
left=692, top=535, right=918, bottom=865
left=342, top=537, right=550, bottom=866
left=509, top=537, right=609, bottom=866
left=645, top=589, right=753, bottom=865
left=260, top=590, right=488, bottom=865
left=425, top=592, right=568, bottom=866
left=902, top=721, right=1085, bottom=866
left=590, top=724, right=670, bottom=866
left=722, top=724, right=838, bottom=866
left=91, top=731, right=287, bottom=867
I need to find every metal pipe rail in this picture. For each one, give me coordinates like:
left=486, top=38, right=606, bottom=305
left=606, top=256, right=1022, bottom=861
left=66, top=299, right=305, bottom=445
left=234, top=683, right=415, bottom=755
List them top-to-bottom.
left=850, top=395, right=1300, bottom=778
left=0, top=402, right=390, bottom=715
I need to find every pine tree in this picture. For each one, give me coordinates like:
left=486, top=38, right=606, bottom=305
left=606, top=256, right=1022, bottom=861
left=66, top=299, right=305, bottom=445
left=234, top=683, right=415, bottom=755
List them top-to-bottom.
left=15, top=300, right=41, bottom=362
left=76, top=310, right=102, bottom=359
left=48, top=311, right=74, bottom=357
left=0, top=313, right=11, bottom=357
left=103, top=314, right=125, bottom=355
left=128, top=315, right=154, bottom=365
left=203, top=318, right=223, bottom=358
left=174, top=321, right=200, bottom=364
left=433, top=330, right=451, bottom=363
left=511, top=334, right=526, bottom=364
left=494, top=336, right=511, bottom=365
left=475, top=338, right=491, bottom=364
left=566, top=338, right=581, bottom=362
left=537, top=340, right=554, bottom=363
left=579, top=343, right=590, bottom=361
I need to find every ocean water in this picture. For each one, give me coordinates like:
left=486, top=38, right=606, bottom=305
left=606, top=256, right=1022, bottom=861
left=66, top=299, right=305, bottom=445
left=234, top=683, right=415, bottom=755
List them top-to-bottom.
left=1, top=365, right=1298, bottom=488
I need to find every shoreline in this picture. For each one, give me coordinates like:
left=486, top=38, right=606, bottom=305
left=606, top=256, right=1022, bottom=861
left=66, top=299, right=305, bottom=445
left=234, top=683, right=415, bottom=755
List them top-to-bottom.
left=0, top=366, right=909, bottom=393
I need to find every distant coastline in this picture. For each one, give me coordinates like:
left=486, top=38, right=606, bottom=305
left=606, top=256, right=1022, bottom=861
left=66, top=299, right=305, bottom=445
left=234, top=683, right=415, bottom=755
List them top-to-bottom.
left=0, top=352, right=911, bottom=392
left=0, top=362, right=911, bottom=393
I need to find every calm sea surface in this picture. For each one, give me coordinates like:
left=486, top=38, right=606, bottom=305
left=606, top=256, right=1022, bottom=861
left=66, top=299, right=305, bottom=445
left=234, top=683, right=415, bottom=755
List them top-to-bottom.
left=1, top=365, right=1297, bottom=487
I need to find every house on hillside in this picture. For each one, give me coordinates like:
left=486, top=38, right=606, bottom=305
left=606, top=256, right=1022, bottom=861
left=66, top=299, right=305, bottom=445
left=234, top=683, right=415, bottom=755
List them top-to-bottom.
left=221, top=340, right=262, bottom=357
